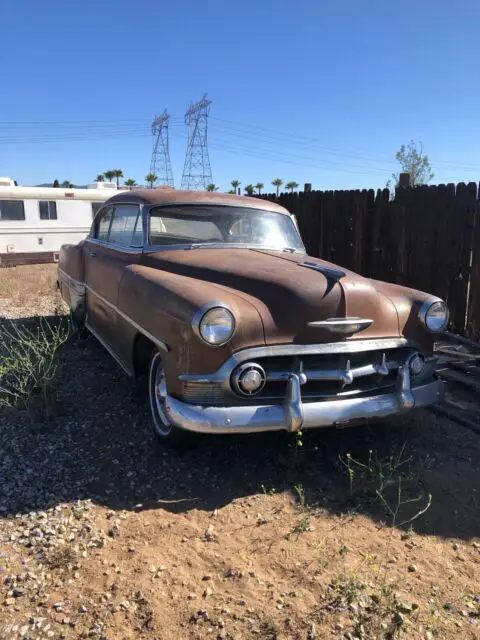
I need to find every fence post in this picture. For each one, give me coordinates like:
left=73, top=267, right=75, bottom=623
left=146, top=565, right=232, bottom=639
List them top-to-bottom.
left=399, top=172, right=411, bottom=187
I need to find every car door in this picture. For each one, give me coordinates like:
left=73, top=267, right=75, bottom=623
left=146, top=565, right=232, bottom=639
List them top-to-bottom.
left=84, top=203, right=143, bottom=355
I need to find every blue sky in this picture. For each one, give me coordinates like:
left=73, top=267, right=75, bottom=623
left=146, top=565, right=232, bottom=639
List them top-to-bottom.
left=1, top=0, right=479, bottom=191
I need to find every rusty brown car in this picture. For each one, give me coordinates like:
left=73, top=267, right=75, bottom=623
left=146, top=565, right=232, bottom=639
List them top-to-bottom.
left=58, top=189, right=447, bottom=445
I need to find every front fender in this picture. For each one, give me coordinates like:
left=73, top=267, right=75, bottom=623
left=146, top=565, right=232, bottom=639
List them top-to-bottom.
left=118, top=264, right=266, bottom=380
left=371, top=279, right=436, bottom=353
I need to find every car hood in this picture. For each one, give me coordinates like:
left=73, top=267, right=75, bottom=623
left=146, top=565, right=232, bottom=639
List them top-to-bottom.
left=142, top=248, right=401, bottom=344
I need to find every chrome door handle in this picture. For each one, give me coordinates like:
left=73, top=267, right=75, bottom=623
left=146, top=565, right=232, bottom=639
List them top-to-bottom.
left=88, top=250, right=97, bottom=257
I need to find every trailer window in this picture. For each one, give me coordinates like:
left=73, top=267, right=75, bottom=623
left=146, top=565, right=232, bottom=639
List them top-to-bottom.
left=0, top=200, right=25, bottom=221
left=39, top=201, right=57, bottom=220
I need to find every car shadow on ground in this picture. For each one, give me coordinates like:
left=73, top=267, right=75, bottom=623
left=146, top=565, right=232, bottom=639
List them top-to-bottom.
left=1, top=318, right=479, bottom=541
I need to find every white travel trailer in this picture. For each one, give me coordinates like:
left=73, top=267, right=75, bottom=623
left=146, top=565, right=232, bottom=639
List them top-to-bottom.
left=0, top=178, right=117, bottom=266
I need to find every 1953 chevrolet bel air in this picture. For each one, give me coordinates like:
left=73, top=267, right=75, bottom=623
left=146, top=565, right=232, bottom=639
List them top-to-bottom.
left=58, top=189, right=447, bottom=445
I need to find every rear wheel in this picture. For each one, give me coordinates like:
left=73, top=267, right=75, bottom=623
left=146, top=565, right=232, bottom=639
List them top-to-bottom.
left=69, top=307, right=87, bottom=339
left=148, top=351, right=195, bottom=448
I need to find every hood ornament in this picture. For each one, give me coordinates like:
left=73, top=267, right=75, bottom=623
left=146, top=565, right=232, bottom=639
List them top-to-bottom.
left=308, top=317, right=373, bottom=335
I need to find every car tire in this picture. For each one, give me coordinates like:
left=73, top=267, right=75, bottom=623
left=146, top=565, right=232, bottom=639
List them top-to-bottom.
left=148, top=351, right=196, bottom=448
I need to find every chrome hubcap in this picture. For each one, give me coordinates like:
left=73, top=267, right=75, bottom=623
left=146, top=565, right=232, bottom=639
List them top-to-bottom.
left=150, top=356, right=172, bottom=436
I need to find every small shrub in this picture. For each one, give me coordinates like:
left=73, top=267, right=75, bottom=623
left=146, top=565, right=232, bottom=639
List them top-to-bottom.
left=0, top=317, right=69, bottom=420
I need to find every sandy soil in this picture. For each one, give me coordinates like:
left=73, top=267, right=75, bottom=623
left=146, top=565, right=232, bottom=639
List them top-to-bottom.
left=0, top=264, right=479, bottom=640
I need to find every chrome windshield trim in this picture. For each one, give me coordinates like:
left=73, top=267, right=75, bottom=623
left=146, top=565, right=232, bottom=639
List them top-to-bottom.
left=147, top=201, right=294, bottom=216
left=143, top=243, right=305, bottom=254
left=179, top=338, right=412, bottom=385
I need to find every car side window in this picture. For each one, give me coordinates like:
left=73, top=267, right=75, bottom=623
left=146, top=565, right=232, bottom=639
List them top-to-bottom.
left=108, top=205, right=143, bottom=247
left=96, top=206, right=114, bottom=241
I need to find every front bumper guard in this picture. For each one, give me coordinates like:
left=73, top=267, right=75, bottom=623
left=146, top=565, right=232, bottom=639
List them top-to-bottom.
left=164, top=364, right=444, bottom=435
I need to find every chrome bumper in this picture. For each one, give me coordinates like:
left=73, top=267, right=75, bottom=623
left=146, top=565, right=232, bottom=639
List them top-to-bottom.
left=164, top=365, right=444, bottom=435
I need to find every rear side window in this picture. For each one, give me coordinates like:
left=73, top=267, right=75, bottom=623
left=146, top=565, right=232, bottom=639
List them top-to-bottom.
left=0, top=200, right=25, bottom=221
left=39, top=201, right=57, bottom=220
left=91, top=202, right=103, bottom=219
left=108, top=205, right=143, bottom=247
left=96, top=206, right=114, bottom=241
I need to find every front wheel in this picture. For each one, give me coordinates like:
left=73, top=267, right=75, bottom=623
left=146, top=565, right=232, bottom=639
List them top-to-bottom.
left=148, top=351, right=195, bottom=448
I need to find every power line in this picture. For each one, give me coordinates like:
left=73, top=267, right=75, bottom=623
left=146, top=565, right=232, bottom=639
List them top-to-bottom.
left=0, top=114, right=478, bottom=177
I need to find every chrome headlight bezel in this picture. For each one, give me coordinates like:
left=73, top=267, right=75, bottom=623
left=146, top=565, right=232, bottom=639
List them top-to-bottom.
left=418, top=299, right=449, bottom=334
left=192, top=303, right=236, bottom=346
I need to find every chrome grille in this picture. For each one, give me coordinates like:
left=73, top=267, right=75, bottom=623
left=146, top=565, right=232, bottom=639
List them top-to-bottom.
left=180, top=347, right=429, bottom=406
left=181, top=381, right=226, bottom=405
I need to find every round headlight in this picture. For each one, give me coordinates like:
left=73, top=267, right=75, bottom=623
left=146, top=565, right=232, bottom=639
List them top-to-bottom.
left=420, top=300, right=449, bottom=333
left=197, top=306, right=235, bottom=345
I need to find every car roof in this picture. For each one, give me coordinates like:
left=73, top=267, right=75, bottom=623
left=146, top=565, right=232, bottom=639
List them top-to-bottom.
left=105, top=188, right=292, bottom=215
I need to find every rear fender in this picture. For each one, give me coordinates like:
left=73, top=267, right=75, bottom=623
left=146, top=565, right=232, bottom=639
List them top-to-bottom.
left=58, top=242, right=86, bottom=321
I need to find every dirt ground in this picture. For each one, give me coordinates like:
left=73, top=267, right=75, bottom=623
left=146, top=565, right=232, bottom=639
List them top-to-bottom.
left=0, top=264, right=479, bottom=640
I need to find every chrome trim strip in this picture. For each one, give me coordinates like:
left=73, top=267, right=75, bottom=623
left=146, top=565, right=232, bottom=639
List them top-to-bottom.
left=147, top=201, right=293, bottom=216
left=86, top=238, right=143, bottom=254
left=58, top=268, right=86, bottom=295
left=58, top=269, right=169, bottom=353
left=86, top=286, right=169, bottom=353
left=308, top=318, right=373, bottom=328
left=85, top=321, right=132, bottom=376
left=179, top=339, right=412, bottom=385
left=265, top=356, right=397, bottom=385
left=165, top=372, right=444, bottom=435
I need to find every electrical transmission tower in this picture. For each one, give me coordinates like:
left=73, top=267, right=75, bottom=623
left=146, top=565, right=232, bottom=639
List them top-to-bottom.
left=181, top=94, right=213, bottom=190
left=150, top=110, right=174, bottom=187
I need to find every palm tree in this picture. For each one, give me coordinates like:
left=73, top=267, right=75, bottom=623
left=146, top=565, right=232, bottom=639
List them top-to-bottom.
left=113, top=169, right=123, bottom=187
left=104, top=170, right=115, bottom=183
left=145, top=173, right=158, bottom=188
left=95, top=174, right=105, bottom=182
left=124, top=178, right=137, bottom=188
left=272, top=178, right=283, bottom=197
left=231, top=179, right=241, bottom=194
left=62, top=180, right=73, bottom=188
left=286, top=181, right=299, bottom=193
left=255, top=182, right=264, bottom=195
left=206, top=183, right=219, bottom=192
left=244, top=184, right=255, bottom=196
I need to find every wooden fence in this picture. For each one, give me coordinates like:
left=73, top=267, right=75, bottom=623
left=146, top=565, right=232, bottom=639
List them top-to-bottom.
left=258, top=183, right=480, bottom=339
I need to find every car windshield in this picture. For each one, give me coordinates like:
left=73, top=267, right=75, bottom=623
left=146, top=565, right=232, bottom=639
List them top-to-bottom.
left=148, top=205, right=305, bottom=252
